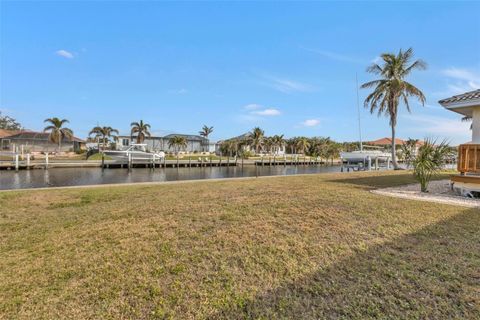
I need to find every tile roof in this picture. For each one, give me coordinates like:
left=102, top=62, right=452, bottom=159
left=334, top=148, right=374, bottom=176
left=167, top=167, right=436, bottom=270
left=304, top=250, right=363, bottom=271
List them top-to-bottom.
left=438, top=89, right=480, bottom=105
left=0, top=129, right=23, bottom=138
left=3, top=131, right=85, bottom=143
left=163, top=134, right=207, bottom=141
left=367, top=137, right=405, bottom=145
left=367, top=137, right=424, bottom=146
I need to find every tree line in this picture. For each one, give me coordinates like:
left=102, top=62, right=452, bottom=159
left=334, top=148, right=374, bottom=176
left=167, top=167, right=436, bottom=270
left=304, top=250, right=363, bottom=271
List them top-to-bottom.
left=219, top=126, right=361, bottom=162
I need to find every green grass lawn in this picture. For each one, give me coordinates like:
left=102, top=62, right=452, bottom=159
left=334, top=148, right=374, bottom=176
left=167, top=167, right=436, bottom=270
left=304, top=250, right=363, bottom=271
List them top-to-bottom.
left=87, top=153, right=112, bottom=161
left=164, top=155, right=229, bottom=161
left=0, top=171, right=478, bottom=319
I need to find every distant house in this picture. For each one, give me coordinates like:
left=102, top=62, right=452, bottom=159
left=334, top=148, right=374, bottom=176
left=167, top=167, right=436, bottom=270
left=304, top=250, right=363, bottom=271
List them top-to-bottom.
left=0, top=129, right=22, bottom=150
left=0, top=131, right=85, bottom=153
left=116, top=133, right=215, bottom=153
left=217, top=133, right=286, bottom=155
left=367, top=137, right=423, bottom=147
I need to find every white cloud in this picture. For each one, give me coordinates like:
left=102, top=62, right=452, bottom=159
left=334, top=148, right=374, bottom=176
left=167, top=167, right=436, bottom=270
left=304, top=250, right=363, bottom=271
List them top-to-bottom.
left=301, top=46, right=363, bottom=64
left=55, top=49, right=74, bottom=59
left=441, top=67, right=480, bottom=94
left=443, top=67, right=480, bottom=84
left=258, top=73, right=315, bottom=93
left=168, top=88, right=188, bottom=95
left=176, top=88, right=188, bottom=94
left=238, top=104, right=281, bottom=122
left=243, top=104, right=262, bottom=110
left=251, top=108, right=281, bottom=116
left=402, top=114, right=470, bottom=144
left=301, top=119, right=320, bottom=127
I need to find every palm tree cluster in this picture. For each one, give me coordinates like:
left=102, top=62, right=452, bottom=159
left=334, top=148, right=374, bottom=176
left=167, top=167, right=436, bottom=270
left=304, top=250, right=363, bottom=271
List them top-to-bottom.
left=89, top=126, right=119, bottom=151
left=218, top=127, right=346, bottom=163
left=168, top=135, right=188, bottom=164
left=168, top=136, right=188, bottom=154
left=286, top=136, right=342, bottom=163
left=400, top=138, right=420, bottom=168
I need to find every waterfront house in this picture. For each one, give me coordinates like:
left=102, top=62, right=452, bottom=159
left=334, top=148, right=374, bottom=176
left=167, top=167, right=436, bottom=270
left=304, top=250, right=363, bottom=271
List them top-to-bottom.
left=439, top=89, right=480, bottom=191
left=0, top=129, right=22, bottom=150
left=0, top=130, right=85, bottom=153
left=116, top=133, right=215, bottom=153
left=216, top=133, right=286, bottom=156
left=366, top=137, right=424, bottom=155
left=367, top=137, right=424, bottom=148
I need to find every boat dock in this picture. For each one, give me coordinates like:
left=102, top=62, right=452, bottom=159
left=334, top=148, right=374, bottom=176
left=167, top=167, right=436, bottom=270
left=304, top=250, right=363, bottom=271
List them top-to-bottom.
left=1, top=153, right=332, bottom=171
left=0, top=157, right=238, bottom=170
left=254, top=158, right=324, bottom=166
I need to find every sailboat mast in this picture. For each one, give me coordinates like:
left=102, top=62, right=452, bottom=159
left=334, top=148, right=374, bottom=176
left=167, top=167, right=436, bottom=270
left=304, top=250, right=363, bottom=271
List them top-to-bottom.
left=356, top=73, right=363, bottom=151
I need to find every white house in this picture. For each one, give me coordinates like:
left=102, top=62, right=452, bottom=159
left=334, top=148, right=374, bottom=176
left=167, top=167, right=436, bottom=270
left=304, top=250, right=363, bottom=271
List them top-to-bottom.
left=439, top=89, right=480, bottom=193
left=439, top=89, right=480, bottom=143
left=117, top=133, right=215, bottom=153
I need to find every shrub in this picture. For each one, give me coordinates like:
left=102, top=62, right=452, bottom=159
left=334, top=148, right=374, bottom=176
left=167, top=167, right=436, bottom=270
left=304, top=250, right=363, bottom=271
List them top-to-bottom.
left=412, top=139, right=453, bottom=192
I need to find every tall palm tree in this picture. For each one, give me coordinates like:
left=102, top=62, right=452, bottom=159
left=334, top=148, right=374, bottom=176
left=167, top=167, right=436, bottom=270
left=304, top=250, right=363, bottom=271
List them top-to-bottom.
left=361, top=48, right=426, bottom=169
left=43, top=117, right=74, bottom=152
left=130, top=120, right=151, bottom=144
left=199, top=125, right=214, bottom=152
left=199, top=125, right=214, bottom=139
left=89, top=126, right=119, bottom=151
left=249, top=127, right=265, bottom=154
left=271, top=135, right=285, bottom=155
left=168, top=136, right=188, bottom=164
left=263, top=137, right=274, bottom=155
left=286, top=137, right=298, bottom=154
left=296, top=137, right=310, bottom=155
left=220, top=139, right=238, bottom=157
left=326, top=141, right=341, bottom=165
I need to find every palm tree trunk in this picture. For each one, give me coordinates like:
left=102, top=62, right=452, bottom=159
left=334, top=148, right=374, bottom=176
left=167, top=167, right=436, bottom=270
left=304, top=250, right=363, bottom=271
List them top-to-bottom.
left=391, top=124, right=399, bottom=169
left=58, top=132, right=62, bottom=153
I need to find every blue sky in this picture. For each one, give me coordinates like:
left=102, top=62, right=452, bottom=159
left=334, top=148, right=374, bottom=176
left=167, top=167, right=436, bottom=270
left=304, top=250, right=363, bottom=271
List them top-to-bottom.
left=1, top=1, right=479, bottom=144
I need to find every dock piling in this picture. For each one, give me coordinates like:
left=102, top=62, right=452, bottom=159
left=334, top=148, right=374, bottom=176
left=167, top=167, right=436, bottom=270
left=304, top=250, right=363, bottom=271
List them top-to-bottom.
left=15, top=154, right=19, bottom=171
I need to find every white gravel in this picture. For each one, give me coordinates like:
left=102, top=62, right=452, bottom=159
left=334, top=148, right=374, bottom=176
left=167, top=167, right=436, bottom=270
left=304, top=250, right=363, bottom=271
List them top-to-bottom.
left=372, top=179, right=480, bottom=208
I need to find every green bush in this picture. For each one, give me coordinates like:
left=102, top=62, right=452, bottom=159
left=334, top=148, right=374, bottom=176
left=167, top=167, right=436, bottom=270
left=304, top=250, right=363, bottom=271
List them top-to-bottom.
left=413, top=139, right=453, bottom=192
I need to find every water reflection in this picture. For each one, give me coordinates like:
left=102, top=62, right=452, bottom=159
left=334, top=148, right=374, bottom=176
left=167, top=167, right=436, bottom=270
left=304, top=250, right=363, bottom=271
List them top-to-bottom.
left=0, top=165, right=341, bottom=190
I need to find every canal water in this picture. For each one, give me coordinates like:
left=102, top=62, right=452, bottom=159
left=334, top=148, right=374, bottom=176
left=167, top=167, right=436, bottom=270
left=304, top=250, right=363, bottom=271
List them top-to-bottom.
left=0, top=165, right=342, bottom=190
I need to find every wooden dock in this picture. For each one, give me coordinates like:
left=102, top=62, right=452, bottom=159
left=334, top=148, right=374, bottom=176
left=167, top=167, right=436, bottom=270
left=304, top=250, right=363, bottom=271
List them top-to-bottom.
left=0, top=153, right=329, bottom=171
left=0, top=158, right=238, bottom=170
left=254, top=158, right=323, bottom=166
left=100, top=159, right=237, bottom=169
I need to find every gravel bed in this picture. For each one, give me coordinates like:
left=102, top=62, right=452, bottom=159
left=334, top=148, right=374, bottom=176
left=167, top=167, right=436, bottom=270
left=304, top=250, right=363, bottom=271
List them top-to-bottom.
left=372, top=179, right=480, bottom=208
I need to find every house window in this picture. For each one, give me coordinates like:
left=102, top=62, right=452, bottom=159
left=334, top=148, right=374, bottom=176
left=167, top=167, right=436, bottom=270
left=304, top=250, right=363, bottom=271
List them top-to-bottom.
left=1, top=139, right=11, bottom=150
left=122, top=139, right=130, bottom=146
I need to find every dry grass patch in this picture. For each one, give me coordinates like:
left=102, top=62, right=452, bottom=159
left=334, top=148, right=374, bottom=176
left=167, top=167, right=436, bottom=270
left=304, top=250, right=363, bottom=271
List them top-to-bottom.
left=0, top=171, right=478, bottom=319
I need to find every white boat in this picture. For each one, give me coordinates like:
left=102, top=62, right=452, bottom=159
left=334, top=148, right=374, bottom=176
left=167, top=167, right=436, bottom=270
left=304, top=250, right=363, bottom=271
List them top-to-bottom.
left=340, top=74, right=391, bottom=169
left=103, top=144, right=164, bottom=160
left=340, top=149, right=390, bottom=163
